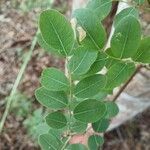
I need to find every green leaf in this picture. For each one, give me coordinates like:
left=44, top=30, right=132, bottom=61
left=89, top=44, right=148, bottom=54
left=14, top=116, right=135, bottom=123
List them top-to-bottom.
left=87, top=0, right=112, bottom=20
left=133, top=0, right=145, bottom=5
left=114, top=7, right=139, bottom=27
left=73, top=8, right=106, bottom=50
left=39, top=9, right=74, bottom=56
left=111, top=16, right=141, bottom=58
left=37, top=33, right=61, bottom=56
left=132, top=36, right=150, bottom=63
left=68, top=47, right=98, bottom=75
left=105, top=48, right=121, bottom=69
left=70, top=51, right=107, bottom=80
left=85, top=51, right=107, bottom=76
left=105, top=57, right=120, bottom=69
left=105, top=62, right=136, bottom=90
left=41, top=68, right=69, bottom=91
left=75, top=74, right=106, bottom=98
left=35, top=87, right=68, bottom=110
left=91, top=90, right=110, bottom=101
left=69, top=98, right=81, bottom=111
left=73, top=99, right=106, bottom=123
left=105, top=101, right=119, bottom=118
left=45, top=111, right=67, bottom=129
left=92, top=118, right=109, bottom=132
left=70, top=119, right=87, bottom=133
left=35, top=123, right=50, bottom=137
left=48, top=128, right=63, bottom=141
left=39, top=133, right=63, bottom=150
left=88, top=135, right=104, bottom=150
left=67, top=144, right=87, bottom=150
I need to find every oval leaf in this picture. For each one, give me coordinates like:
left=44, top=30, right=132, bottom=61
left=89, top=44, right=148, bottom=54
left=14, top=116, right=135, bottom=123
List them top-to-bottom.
left=87, top=0, right=112, bottom=20
left=114, top=7, right=139, bottom=27
left=73, top=8, right=106, bottom=50
left=39, top=9, right=74, bottom=56
left=111, top=16, right=141, bottom=58
left=37, top=33, right=61, bottom=56
left=133, top=36, right=150, bottom=63
left=68, top=47, right=98, bottom=75
left=85, top=51, right=107, bottom=76
left=105, top=62, right=136, bottom=90
left=41, top=68, right=69, bottom=91
left=75, top=74, right=106, bottom=98
left=35, top=87, right=68, bottom=110
left=91, top=90, right=110, bottom=101
left=73, top=99, right=106, bottom=123
left=105, top=101, right=119, bottom=119
left=45, top=111, right=67, bottom=129
left=92, top=118, right=109, bottom=132
left=70, top=119, right=87, bottom=133
left=39, top=133, right=62, bottom=150
left=88, top=135, right=104, bottom=150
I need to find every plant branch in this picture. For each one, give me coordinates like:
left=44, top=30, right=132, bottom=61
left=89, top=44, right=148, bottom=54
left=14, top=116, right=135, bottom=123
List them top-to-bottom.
left=0, top=32, right=38, bottom=133
left=66, top=58, right=73, bottom=135
left=112, top=65, right=143, bottom=101
left=61, top=136, right=72, bottom=150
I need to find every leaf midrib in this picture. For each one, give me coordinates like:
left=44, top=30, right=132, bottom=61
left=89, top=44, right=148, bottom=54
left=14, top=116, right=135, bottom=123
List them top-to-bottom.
left=94, top=0, right=111, bottom=10
left=49, top=19, right=67, bottom=56
left=77, top=19, right=101, bottom=50
left=120, top=19, right=132, bottom=58
left=72, top=50, right=88, bottom=73
left=107, top=64, right=127, bottom=87
left=43, top=74, right=68, bottom=87
left=75, top=78, right=104, bottom=96
left=42, top=92, right=67, bottom=106
left=75, top=108, right=100, bottom=116
left=47, top=118, right=66, bottom=125
left=41, top=136, right=57, bottom=150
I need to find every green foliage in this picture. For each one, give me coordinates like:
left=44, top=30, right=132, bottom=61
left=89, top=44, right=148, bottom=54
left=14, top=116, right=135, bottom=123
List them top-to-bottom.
left=87, top=0, right=112, bottom=21
left=133, top=0, right=145, bottom=5
left=35, top=1, right=149, bottom=149
left=114, top=7, right=139, bottom=27
left=73, top=8, right=106, bottom=50
left=39, top=9, right=74, bottom=56
left=111, top=16, right=141, bottom=58
left=37, top=33, right=60, bottom=56
left=133, top=36, right=150, bottom=63
left=68, top=47, right=98, bottom=75
left=85, top=51, right=107, bottom=76
left=105, top=62, right=136, bottom=90
left=41, top=68, right=69, bottom=91
left=74, top=74, right=106, bottom=98
left=35, top=87, right=68, bottom=110
left=11, top=91, right=31, bottom=117
left=73, top=99, right=106, bottom=123
left=105, top=101, right=119, bottom=118
left=23, top=108, right=49, bottom=141
left=45, top=111, right=67, bottom=129
left=70, top=118, right=87, bottom=133
left=92, top=118, right=110, bottom=132
left=39, top=133, right=66, bottom=150
left=88, top=135, right=104, bottom=150
left=67, top=144, right=87, bottom=150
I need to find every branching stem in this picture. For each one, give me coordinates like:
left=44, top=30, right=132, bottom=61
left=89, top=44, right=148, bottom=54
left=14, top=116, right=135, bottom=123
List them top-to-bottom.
left=66, top=58, right=73, bottom=135
left=112, top=65, right=143, bottom=101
